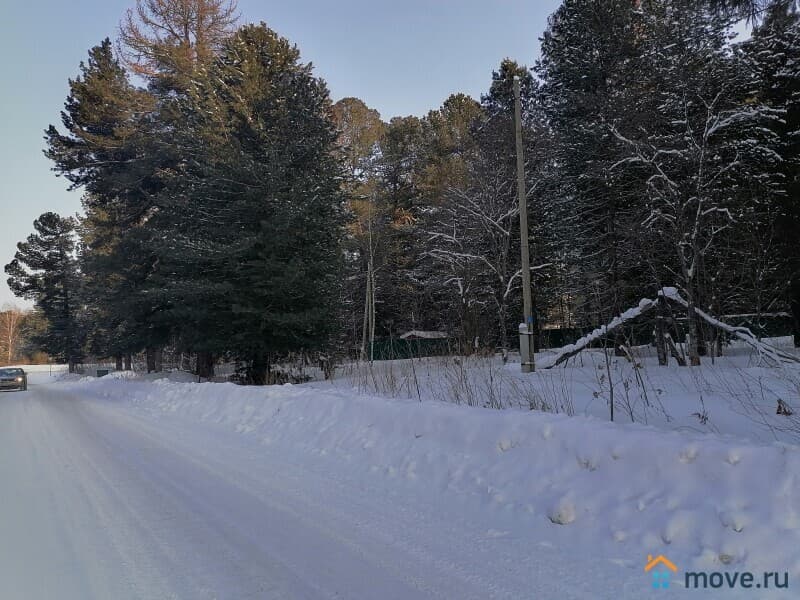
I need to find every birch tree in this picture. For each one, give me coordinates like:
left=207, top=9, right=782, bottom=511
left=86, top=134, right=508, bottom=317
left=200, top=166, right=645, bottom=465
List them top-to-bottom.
left=0, top=306, right=25, bottom=365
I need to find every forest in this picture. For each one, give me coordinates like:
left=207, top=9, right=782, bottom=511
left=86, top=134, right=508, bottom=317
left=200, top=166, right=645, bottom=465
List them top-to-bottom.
left=5, top=0, right=799, bottom=380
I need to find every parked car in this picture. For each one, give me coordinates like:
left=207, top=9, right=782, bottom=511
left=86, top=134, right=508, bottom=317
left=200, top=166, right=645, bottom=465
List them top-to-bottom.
left=0, top=368, right=27, bottom=392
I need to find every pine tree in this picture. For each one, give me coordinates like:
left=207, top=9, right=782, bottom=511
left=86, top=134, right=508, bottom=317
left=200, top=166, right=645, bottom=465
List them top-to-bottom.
left=111, top=0, right=240, bottom=369
left=536, top=0, right=648, bottom=335
left=744, top=3, right=800, bottom=345
left=154, top=23, right=345, bottom=382
left=45, top=39, right=164, bottom=366
left=45, top=39, right=153, bottom=199
left=413, top=94, right=483, bottom=348
left=373, top=116, right=425, bottom=340
left=4, top=213, right=83, bottom=371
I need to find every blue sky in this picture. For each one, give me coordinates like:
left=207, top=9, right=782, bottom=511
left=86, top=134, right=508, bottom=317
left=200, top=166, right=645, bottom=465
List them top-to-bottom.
left=0, top=0, right=561, bottom=307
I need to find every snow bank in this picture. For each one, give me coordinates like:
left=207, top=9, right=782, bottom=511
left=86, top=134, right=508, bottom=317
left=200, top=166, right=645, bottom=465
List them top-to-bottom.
left=62, top=376, right=800, bottom=582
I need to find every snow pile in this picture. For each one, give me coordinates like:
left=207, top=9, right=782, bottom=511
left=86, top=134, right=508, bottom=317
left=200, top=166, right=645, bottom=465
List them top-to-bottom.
left=105, top=370, right=139, bottom=380
left=63, top=376, right=800, bottom=581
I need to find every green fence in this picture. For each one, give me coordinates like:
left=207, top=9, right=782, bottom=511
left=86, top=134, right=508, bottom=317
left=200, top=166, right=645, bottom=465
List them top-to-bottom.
left=363, top=314, right=793, bottom=360
left=366, top=337, right=453, bottom=361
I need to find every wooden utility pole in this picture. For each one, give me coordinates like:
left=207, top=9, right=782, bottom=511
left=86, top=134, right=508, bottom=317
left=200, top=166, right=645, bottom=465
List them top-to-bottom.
left=514, top=76, right=535, bottom=373
left=361, top=196, right=377, bottom=362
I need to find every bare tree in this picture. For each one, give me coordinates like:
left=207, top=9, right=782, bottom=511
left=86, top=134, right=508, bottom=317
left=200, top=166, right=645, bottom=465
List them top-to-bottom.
left=119, top=0, right=238, bottom=88
left=609, top=7, right=783, bottom=365
left=423, top=160, right=549, bottom=351
left=0, top=305, right=25, bottom=366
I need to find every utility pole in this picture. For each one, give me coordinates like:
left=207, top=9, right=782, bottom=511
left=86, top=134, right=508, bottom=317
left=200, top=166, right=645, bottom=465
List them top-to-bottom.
left=514, top=76, right=535, bottom=373
left=361, top=195, right=377, bottom=363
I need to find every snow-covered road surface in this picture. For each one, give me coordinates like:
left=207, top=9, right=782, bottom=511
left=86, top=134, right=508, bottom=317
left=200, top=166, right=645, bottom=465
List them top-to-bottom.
left=0, top=382, right=593, bottom=600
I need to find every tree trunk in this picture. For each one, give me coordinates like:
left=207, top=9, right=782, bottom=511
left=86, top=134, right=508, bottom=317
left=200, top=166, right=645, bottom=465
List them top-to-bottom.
left=360, top=270, right=370, bottom=361
left=369, top=270, right=376, bottom=362
left=791, top=277, right=800, bottom=348
left=654, top=295, right=668, bottom=365
left=685, top=298, right=701, bottom=366
left=459, top=300, right=470, bottom=356
left=497, top=301, right=508, bottom=352
left=655, top=318, right=668, bottom=366
left=696, top=322, right=708, bottom=357
left=613, top=330, right=627, bottom=357
left=665, top=334, right=687, bottom=366
left=146, top=347, right=156, bottom=373
left=154, top=347, right=163, bottom=373
left=196, top=351, right=214, bottom=379
left=248, top=353, right=268, bottom=386
left=124, top=354, right=132, bottom=371
left=115, top=355, right=123, bottom=371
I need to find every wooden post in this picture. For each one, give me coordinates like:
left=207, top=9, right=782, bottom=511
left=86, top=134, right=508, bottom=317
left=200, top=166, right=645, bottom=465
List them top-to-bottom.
left=514, top=76, right=535, bottom=373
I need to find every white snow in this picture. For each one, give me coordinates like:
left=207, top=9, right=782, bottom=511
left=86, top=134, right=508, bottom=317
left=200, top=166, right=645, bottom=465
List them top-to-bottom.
left=2, top=358, right=798, bottom=598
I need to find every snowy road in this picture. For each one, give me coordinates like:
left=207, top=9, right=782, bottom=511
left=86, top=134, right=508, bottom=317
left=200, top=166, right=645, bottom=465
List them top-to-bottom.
left=0, top=381, right=601, bottom=600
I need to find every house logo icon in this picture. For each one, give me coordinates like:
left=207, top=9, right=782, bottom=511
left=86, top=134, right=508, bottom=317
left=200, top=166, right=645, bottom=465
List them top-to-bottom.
left=645, top=554, right=678, bottom=590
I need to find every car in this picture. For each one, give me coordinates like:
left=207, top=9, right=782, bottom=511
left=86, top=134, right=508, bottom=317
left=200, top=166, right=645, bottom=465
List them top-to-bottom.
left=0, top=368, right=27, bottom=392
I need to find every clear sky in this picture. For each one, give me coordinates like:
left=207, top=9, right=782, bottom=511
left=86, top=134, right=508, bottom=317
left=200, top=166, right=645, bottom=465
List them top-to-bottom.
left=0, top=0, right=561, bottom=308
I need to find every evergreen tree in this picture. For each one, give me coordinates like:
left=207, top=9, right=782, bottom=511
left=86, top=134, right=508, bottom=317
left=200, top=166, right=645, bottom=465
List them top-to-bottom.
left=117, top=0, right=241, bottom=369
left=536, top=0, right=648, bottom=333
left=744, top=3, right=800, bottom=345
left=154, top=23, right=345, bottom=382
left=44, top=39, right=164, bottom=366
left=414, top=94, right=483, bottom=348
left=374, top=116, right=425, bottom=338
left=4, top=213, right=83, bottom=371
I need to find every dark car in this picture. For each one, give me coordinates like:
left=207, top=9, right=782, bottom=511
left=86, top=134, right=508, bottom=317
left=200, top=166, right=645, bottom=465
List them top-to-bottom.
left=0, top=368, right=27, bottom=392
